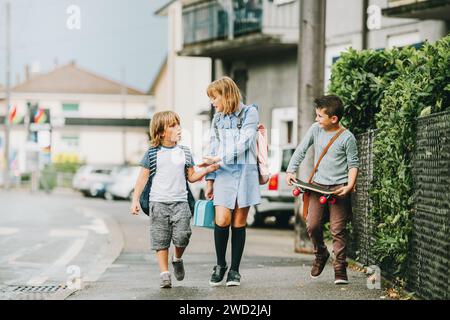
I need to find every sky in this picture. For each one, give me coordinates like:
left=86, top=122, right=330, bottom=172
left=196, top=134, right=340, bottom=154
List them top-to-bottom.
left=0, top=0, right=168, bottom=93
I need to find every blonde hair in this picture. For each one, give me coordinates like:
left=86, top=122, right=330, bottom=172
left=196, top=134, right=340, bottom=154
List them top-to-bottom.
left=206, top=76, right=242, bottom=114
left=149, top=111, right=180, bottom=147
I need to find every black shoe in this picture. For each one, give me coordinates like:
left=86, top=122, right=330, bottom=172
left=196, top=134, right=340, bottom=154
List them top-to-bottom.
left=209, top=265, right=228, bottom=287
left=226, top=269, right=241, bottom=286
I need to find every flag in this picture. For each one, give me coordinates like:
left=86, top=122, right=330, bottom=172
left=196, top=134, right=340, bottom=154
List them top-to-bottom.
left=8, top=105, right=17, bottom=124
left=34, top=107, right=47, bottom=124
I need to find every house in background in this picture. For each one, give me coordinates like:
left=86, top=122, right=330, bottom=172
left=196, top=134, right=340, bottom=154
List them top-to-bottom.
left=152, top=0, right=212, bottom=162
left=159, top=0, right=448, bottom=150
left=159, top=0, right=300, bottom=149
left=0, top=62, right=153, bottom=176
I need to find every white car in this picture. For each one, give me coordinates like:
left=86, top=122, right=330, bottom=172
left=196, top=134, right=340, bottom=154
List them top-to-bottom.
left=247, top=146, right=297, bottom=227
left=72, top=165, right=117, bottom=197
left=105, top=166, right=141, bottom=200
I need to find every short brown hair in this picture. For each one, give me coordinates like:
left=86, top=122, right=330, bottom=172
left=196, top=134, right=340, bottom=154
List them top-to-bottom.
left=206, top=76, right=242, bottom=114
left=314, top=95, right=344, bottom=121
left=149, top=111, right=180, bottom=147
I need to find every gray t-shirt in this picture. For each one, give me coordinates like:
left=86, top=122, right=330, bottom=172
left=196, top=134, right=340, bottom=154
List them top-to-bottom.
left=286, top=123, right=359, bottom=185
left=139, top=145, right=194, bottom=202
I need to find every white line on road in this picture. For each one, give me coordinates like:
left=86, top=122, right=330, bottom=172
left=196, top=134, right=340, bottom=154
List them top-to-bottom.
left=0, top=227, right=19, bottom=235
left=49, top=229, right=89, bottom=237
left=26, top=238, right=87, bottom=286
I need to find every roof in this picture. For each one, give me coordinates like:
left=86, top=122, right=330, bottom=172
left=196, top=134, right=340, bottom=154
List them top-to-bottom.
left=12, top=62, right=146, bottom=95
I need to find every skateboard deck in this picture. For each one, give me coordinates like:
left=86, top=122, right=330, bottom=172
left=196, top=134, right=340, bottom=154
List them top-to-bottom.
left=292, top=179, right=335, bottom=195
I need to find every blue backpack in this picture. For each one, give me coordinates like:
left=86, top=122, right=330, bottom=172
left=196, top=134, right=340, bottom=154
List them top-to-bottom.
left=139, top=145, right=195, bottom=216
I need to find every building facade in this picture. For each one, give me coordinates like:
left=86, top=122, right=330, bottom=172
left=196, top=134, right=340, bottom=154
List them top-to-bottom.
left=158, top=0, right=449, bottom=149
left=0, top=62, right=153, bottom=180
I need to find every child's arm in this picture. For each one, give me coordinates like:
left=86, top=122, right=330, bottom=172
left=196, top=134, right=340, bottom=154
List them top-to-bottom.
left=285, top=124, right=316, bottom=185
left=334, top=135, right=359, bottom=197
left=187, top=164, right=220, bottom=183
left=130, top=167, right=150, bottom=215
left=334, top=167, right=358, bottom=197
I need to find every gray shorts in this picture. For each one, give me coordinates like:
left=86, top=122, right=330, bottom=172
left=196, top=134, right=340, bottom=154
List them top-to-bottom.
left=149, top=201, right=192, bottom=251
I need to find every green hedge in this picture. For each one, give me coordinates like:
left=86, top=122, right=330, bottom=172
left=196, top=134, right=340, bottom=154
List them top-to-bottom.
left=329, top=35, right=450, bottom=284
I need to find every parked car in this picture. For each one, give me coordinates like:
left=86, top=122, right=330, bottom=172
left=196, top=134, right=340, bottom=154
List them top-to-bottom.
left=246, top=146, right=297, bottom=227
left=72, top=165, right=118, bottom=197
left=104, top=166, right=141, bottom=200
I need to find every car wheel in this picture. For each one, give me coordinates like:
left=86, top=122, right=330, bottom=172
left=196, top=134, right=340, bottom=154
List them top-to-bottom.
left=246, top=205, right=264, bottom=227
left=277, top=214, right=292, bottom=227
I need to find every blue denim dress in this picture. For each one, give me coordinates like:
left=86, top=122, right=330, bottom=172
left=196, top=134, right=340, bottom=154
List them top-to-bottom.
left=205, top=103, right=261, bottom=209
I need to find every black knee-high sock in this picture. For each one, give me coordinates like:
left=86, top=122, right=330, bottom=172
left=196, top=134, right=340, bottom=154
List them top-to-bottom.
left=214, top=224, right=229, bottom=267
left=231, top=226, right=246, bottom=272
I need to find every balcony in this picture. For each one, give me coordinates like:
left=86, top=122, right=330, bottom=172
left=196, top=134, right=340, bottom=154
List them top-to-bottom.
left=180, top=0, right=297, bottom=59
left=183, top=0, right=263, bottom=45
left=382, top=0, right=450, bottom=20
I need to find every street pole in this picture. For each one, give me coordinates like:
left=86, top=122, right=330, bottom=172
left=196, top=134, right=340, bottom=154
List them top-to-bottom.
left=295, top=0, right=326, bottom=253
left=3, top=1, right=11, bottom=190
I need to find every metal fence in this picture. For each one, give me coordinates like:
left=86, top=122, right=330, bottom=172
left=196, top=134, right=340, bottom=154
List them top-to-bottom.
left=351, top=110, right=450, bottom=299
left=408, top=110, right=450, bottom=299
left=349, top=130, right=377, bottom=266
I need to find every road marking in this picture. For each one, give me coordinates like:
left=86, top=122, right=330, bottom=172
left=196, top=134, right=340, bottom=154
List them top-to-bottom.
left=80, top=218, right=109, bottom=235
left=0, top=227, right=19, bottom=235
left=49, top=229, right=89, bottom=237
left=26, top=238, right=87, bottom=286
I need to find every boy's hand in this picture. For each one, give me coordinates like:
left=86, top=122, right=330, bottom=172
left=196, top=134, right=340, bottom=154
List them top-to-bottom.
left=205, top=163, right=220, bottom=173
left=285, top=172, right=296, bottom=186
left=333, top=185, right=354, bottom=197
left=130, top=200, right=141, bottom=215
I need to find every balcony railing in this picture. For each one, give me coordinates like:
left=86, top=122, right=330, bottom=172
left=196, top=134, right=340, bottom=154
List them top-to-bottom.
left=183, top=0, right=263, bottom=45
left=383, top=0, right=450, bottom=20
left=388, top=0, right=428, bottom=8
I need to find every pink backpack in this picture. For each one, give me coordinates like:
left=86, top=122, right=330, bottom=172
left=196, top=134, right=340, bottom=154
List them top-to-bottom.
left=256, top=123, right=270, bottom=185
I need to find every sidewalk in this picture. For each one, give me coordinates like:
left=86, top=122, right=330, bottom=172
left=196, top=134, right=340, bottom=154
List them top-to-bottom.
left=67, top=224, right=386, bottom=300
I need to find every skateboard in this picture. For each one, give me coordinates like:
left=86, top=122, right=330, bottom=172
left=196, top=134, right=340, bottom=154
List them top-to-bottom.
left=291, top=179, right=337, bottom=205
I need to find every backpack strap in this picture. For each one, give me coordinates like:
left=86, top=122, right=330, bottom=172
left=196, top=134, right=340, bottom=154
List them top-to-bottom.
left=307, top=127, right=346, bottom=183
left=148, top=146, right=159, bottom=178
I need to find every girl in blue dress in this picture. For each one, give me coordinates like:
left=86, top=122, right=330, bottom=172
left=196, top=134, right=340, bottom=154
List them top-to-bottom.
left=202, top=76, right=261, bottom=286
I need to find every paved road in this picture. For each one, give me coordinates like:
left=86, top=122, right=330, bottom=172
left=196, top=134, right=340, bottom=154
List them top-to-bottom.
left=0, top=189, right=386, bottom=300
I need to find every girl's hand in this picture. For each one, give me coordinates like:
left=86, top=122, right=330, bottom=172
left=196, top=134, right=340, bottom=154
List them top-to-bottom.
left=203, top=156, right=221, bottom=165
left=206, top=163, right=220, bottom=173
left=205, top=181, right=214, bottom=200
left=130, top=201, right=141, bottom=215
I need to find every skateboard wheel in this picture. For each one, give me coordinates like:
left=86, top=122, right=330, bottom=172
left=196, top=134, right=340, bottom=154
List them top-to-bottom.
left=292, top=188, right=301, bottom=197
left=319, top=196, right=327, bottom=204
left=329, top=197, right=337, bottom=205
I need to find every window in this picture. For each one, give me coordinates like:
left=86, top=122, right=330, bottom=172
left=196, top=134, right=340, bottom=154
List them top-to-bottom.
left=62, top=103, right=79, bottom=115
left=61, top=135, right=79, bottom=150
left=281, top=148, right=295, bottom=172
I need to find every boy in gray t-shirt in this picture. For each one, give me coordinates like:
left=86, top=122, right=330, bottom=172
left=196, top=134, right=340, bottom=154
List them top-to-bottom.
left=286, top=95, right=359, bottom=285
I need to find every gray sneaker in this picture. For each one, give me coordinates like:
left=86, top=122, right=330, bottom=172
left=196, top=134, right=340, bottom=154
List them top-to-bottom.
left=172, top=258, right=185, bottom=281
left=160, top=272, right=172, bottom=288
